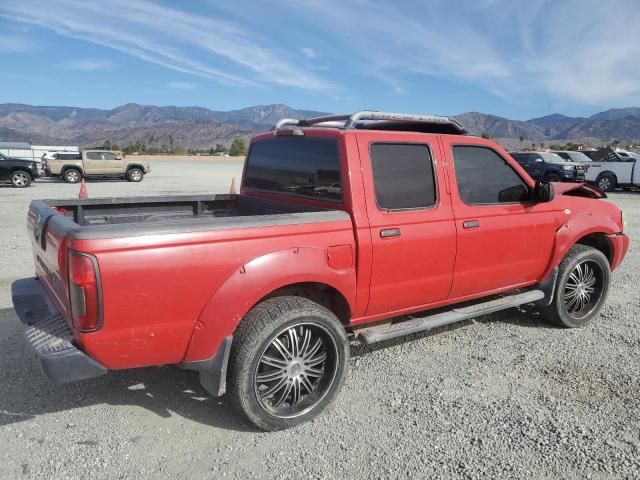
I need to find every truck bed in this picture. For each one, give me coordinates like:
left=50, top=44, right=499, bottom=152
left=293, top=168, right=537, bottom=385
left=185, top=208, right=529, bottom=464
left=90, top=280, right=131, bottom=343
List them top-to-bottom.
left=31, top=194, right=349, bottom=240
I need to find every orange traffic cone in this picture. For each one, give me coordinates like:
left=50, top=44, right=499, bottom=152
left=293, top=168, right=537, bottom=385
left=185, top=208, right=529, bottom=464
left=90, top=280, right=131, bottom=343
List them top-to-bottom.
left=229, top=177, right=237, bottom=194
left=79, top=178, right=88, bottom=199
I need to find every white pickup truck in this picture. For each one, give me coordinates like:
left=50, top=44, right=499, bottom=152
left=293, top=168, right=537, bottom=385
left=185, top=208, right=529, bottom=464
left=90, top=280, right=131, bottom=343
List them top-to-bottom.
left=560, top=148, right=639, bottom=192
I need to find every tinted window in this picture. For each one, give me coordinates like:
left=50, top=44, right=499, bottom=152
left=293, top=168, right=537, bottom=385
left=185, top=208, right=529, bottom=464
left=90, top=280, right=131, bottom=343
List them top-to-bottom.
left=244, top=137, right=341, bottom=200
left=370, top=143, right=436, bottom=210
left=453, top=146, right=530, bottom=204
left=86, top=152, right=101, bottom=160
left=102, top=152, right=117, bottom=160
left=554, top=152, right=571, bottom=160
left=60, top=153, right=81, bottom=160
left=511, top=153, right=541, bottom=164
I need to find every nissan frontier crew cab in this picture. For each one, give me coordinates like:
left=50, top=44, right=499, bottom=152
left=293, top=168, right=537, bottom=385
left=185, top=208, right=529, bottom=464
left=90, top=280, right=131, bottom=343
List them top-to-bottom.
left=12, top=111, right=629, bottom=431
left=44, top=149, right=150, bottom=183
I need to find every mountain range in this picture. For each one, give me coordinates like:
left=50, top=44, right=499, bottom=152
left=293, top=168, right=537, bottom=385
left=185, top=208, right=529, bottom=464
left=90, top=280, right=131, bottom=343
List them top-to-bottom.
left=1, top=103, right=639, bottom=150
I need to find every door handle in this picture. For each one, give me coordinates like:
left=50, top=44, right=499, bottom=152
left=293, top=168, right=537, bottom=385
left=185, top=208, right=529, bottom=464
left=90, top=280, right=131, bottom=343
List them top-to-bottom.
left=463, top=220, right=480, bottom=229
left=380, top=228, right=401, bottom=238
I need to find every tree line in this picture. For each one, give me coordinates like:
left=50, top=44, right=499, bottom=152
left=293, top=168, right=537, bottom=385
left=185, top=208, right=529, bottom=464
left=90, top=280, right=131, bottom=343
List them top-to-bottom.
left=100, top=138, right=248, bottom=156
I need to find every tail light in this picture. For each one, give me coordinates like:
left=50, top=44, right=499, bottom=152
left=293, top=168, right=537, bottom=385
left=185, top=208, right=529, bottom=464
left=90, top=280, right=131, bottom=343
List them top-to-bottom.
left=68, top=251, right=102, bottom=331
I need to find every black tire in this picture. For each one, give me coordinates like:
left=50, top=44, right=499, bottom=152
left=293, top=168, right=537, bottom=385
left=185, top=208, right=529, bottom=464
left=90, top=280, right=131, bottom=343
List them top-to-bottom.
left=64, top=168, right=82, bottom=183
left=127, top=168, right=144, bottom=182
left=10, top=170, right=32, bottom=188
left=546, top=172, right=561, bottom=182
left=597, top=173, right=616, bottom=192
left=539, top=245, right=610, bottom=328
left=227, top=296, right=349, bottom=431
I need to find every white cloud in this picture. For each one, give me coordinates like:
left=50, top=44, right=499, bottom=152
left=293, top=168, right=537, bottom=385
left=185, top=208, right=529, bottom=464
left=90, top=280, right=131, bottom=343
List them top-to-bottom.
left=0, top=0, right=332, bottom=91
left=284, top=0, right=640, bottom=106
left=0, top=36, right=37, bottom=53
left=301, top=47, right=317, bottom=59
left=67, top=59, right=113, bottom=71
left=168, top=81, right=196, bottom=90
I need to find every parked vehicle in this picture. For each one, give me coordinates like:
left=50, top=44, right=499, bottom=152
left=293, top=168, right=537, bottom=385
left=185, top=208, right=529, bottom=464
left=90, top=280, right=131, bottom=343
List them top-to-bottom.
left=13, top=111, right=629, bottom=431
left=579, top=147, right=639, bottom=192
left=44, top=149, right=151, bottom=183
left=550, top=150, right=594, bottom=164
left=510, top=151, right=586, bottom=182
left=0, top=152, right=40, bottom=187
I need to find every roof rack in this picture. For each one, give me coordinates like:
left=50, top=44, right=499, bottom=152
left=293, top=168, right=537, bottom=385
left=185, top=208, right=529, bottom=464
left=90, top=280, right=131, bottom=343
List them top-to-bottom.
left=272, top=110, right=467, bottom=135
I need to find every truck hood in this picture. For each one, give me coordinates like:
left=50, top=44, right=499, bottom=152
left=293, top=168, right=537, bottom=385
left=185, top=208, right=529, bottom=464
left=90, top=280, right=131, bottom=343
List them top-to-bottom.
left=553, top=182, right=606, bottom=199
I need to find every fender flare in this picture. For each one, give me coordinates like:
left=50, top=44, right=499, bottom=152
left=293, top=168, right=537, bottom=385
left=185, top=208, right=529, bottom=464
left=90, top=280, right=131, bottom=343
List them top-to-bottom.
left=61, top=164, right=83, bottom=175
left=595, top=170, right=617, bottom=181
left=542, top=211, right=619, bottom=279
left=182, top=247, right=356, bottom=362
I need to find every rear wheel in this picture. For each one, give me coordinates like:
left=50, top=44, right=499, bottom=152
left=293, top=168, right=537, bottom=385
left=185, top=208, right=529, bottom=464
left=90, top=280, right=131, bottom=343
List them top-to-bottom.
left=64, top=168, right=81, bottom=183
left=127, top=168, right=144, bottom=182
left=11, top=170, right=32, bottom=188
left=597, top=173, right=616, bottom=192
left=539, top=245, right=610, bottom=328
left=227, top=296, right=349, bottom=431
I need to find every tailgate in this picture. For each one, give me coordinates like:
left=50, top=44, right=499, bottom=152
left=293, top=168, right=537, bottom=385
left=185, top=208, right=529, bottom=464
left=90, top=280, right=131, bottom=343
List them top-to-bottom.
left=27, top=201, right=75, bottom=319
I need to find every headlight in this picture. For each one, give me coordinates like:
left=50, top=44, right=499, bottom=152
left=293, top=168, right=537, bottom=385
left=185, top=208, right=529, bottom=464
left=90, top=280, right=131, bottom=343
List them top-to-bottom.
left=562, top=165, right=574, bottom=171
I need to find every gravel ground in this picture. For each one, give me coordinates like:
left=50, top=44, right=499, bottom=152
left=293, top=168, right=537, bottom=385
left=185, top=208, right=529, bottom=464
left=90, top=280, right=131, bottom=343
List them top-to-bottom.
left=0, top=161, right=638, bottom=479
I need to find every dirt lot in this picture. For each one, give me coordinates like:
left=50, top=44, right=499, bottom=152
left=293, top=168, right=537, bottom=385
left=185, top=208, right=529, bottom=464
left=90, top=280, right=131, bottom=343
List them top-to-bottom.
left=0, top=161, right=638, bottom=479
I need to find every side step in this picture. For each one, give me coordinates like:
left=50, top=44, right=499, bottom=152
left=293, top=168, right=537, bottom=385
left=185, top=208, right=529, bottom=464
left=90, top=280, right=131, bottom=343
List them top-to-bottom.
left=357, top=290, right=544, bottom=345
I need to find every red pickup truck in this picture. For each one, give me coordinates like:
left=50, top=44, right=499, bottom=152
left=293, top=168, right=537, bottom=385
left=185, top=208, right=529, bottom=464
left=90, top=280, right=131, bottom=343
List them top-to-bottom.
left=12, top=111, right=629, bottom=431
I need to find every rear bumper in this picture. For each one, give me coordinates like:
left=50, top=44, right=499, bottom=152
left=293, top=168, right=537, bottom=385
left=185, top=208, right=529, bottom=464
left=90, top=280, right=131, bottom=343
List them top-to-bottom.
left=607, top=233, right=629, bottom=272
left=12, top=277, right=107, bottom=384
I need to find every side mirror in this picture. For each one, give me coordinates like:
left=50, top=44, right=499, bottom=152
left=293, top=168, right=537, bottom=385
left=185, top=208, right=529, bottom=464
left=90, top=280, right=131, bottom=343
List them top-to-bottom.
left=116, top=156, right=123, bottom=160
left=533, top=181, right=555, bottom=203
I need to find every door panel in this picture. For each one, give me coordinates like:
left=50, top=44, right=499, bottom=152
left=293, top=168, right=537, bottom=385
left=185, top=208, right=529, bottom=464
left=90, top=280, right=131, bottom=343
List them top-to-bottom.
left=357, top=132, right=457, bottom=316
left=443, top=139, right=558, bottom=299
left=83, top=152, right=105, bottom=173
left=101, top=152, right=123, bottom=174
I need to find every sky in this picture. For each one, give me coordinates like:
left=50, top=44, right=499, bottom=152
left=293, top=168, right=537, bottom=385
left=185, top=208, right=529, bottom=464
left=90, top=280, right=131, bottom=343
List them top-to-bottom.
left=1, top=0, right=639, bottom=121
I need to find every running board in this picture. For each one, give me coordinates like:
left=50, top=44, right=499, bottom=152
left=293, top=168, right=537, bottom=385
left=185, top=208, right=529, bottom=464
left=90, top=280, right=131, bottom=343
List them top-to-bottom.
left=357, top=290, right=544, bottom=345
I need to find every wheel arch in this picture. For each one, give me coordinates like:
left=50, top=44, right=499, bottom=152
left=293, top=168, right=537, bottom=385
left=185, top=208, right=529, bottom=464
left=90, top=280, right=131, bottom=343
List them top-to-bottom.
left=126, top=163, right=145, bottom=172
left=61, top=165, right=83, bottom=175
left=596, top=170, right=617, bottom=181
left=543, top=214, right=619, bottom=280
left=182, top=247, right=356, bottom=363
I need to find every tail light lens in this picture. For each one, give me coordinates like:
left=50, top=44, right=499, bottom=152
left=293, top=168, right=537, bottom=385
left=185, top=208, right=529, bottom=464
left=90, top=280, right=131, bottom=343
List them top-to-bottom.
left=68, top=251, right=101, bottom=331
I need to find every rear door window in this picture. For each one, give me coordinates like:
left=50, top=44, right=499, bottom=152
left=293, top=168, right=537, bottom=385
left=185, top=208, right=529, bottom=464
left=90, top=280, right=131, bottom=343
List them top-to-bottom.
left=244, top=137, right=342, bottom=200
left=369, top=143, right=436, bottom=210
left=86, top=152, right=101, bottom=160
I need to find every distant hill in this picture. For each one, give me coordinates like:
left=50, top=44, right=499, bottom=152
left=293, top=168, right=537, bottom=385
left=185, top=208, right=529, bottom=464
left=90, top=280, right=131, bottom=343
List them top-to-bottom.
left=0, top=102, right=638, bottom=149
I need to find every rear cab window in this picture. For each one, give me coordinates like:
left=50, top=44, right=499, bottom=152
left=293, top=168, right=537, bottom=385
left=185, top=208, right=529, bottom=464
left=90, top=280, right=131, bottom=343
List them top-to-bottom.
left=244, top=136, right=342, bottom=201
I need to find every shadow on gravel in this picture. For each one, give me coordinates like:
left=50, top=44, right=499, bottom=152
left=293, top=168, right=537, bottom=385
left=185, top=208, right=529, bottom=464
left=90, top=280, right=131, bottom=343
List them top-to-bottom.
left=350, top=306, right=552, bottom=357
left=0, top=307, right=254, bottom=432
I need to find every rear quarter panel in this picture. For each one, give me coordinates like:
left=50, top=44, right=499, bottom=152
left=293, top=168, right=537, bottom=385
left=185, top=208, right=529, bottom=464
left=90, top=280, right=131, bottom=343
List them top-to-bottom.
left=71, top=218, right=356, bottom=369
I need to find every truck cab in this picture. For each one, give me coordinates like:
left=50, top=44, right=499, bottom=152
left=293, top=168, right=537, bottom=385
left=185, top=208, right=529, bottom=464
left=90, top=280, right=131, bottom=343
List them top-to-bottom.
left=44, top=149, right=151, bottom=183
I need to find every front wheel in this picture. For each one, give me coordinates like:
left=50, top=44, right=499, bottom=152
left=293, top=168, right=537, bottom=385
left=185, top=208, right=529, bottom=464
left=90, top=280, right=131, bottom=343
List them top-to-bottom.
left=127, top=168, right=144, bottom=182
left=11, top=170, right=32, bottom=188
left=597, top=173, right=616, bottom=192
left=539, top=245, right=610, bottom=328
left=227, top=296, right=349, bottom=431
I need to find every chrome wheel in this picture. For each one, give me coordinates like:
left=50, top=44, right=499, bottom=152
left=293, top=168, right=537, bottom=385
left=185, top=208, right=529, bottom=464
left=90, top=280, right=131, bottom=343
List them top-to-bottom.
left=129, top=169, right=143, bottom=181
left=65, top=170, right=80, bottom=183
left=12, top=171, right=29, bottom=187
left=598, top=177, right=611, bottom=191
left=563, top=260, right=604, bottom=320
left=254, top=322, right=339, bottom=419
